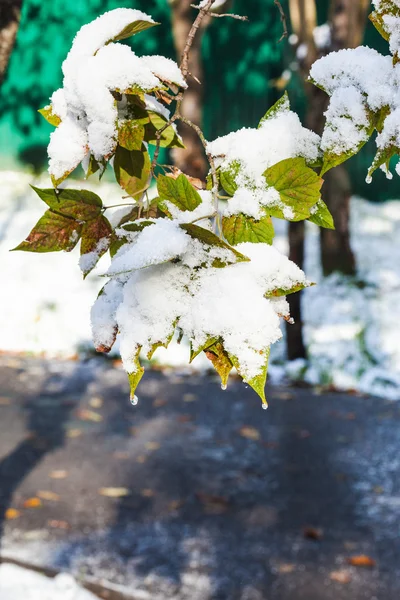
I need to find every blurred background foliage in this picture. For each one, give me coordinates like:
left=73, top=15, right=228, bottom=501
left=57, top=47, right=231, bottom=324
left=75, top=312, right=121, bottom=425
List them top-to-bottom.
left=0, top=0, right=396, bottom=200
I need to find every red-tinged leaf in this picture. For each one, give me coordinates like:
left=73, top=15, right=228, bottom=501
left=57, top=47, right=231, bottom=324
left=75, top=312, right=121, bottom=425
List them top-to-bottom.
left=31, top=186, right=103, bottom=220
left=12, top=210, right=82, bottom=253
left=80, top=215, right=112, bottom=277
left=347, top=555, right=376, bottom=568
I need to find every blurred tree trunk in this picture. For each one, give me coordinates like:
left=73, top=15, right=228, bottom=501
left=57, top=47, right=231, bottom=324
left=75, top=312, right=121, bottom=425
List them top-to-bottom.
left=0, top=0, right=23, bottom=85
left=169, top=0, right=209, bottom=180
left=285, top=0, right=369, bottom=360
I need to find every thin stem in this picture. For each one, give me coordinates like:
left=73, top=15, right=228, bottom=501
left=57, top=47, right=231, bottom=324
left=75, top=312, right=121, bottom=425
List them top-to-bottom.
left=181, top=0, right=214, bottom=81
left=274, top=0, right=288, bottom=43
left=103, top=202, right=137, bottom=210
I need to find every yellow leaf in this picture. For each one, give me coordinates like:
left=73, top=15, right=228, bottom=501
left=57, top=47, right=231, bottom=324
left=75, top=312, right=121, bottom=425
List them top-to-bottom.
left=89, top=397, right=103, bottom=408
left=77, top=409, right=103, bottom=422
left=239, top=426, right=261, bottom=441
left=66, top=429, right=82, bottom=439
left=145, top=441, right=160, bottom=451
left=49, top=470, right=68, bottom=479
left=98, top=487, right=130, bottom=498
left=37, top=491, right=60, bottom=502
left=23, top=497, right=42, bottom=508
left=5, top=508, right=21, bottom=520
left=347, top=555, right=376, bottom=568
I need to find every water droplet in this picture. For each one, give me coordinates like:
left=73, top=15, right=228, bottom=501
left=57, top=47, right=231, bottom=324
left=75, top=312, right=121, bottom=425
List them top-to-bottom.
left=221, top=383, right=227, bottom=391
left=130, top=395, right=139, bottom=406
left=262, top=404, right=268, bottom=410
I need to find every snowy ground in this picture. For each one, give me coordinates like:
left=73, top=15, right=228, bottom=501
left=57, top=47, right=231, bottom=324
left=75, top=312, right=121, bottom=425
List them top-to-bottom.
left=1, top=170, right=400, bottom=399
left=0, top=563, right=98, bottom=600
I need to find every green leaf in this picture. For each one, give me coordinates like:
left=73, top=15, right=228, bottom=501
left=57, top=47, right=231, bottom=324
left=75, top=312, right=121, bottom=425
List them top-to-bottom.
left=107, top=19, right=159, bottom=43
left=258, top=91, right=290, bottom=127
left=38, top=105, right=61, bottom=127
left=144, top=111, right=185, bottom=148
left=118, top=121, right=145, bottom=151
left=114, top=144, right=151, bottom=199
left=368, top=144, right=398, bottom=180
left=84, top=155, right=104, bottom=179
left=263, top=157, right=323, bottom=220
left=219, top=161, right=240, bottom=196
left=157, top=173, right=202, bottom=211
left=30, top=186, right=103, bottom=221
left=308, top=199, right=335, bottom=230
left=12, top=210, right=82, bottom=253
left=222, top=213, right=274, bottom=245
left=80, top=216, right=112, bottom=277
left=180, top=223, right=250, bottom=265
left=265, top=281, right=312, bottom=298
left=147, top=326, right=176, bottom=360
left=190, top=336, right=219, bottom=363
left=204, top=341, right=234, bottom=388
left=127, top=348, right=144, bottom=402
left=230, top=349, right=270, bottom=406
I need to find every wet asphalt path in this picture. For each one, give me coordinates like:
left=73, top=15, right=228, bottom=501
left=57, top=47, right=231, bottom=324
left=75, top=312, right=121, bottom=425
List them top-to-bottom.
left=0, top=355, right=399, bottom=600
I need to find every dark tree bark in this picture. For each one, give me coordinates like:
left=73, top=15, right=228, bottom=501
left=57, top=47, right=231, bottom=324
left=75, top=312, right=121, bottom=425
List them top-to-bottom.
left=0, top=0, right=23, bottom=85
left=170, top=0, right=209, bottom=180
left=285, top=0, right=369, bottom=359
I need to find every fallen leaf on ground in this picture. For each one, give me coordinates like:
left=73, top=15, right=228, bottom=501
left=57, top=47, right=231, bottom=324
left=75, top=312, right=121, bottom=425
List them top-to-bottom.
left=275, top=392, right=293, bottom=401
left=183, top=393, right=196, bottom=402
left=0, top=397, right=11, bottom=405
left=89, top=397, right=103, bottom=408
left=153, top=398, right=167, bottom=407
left=77, top=409, right=103, bottom=422
left=346, top=412, right=356, bottom=420
left=177, top=414, right=192, bottom=423
left=239, top=426, right=261, bottom=441
left=130, top=427, right=138, bottom=436
left=66, top=429, right=82, bottom=439
left=298, top=429, right=311, bottom=439
left=145, top=441, right=160, bottom=451
left=113, top=451, right=130, bottom=460
left=136, top=455, right=147, bottom=463
left=49, top=469, right=68, bottom=479
left=373, top=485, right=384, bottom=494
left=99, top=487, right=130, bottom=498
left=141, top=489, right=154, bottom=498
left=37, top=491, right=60, bottom=502
left=196, top=492, right=230, bottom=514
left=23, top=497, right=42, bottom=508
left=168, top=499, right=184, bottom=511
left=5, top=508, right=21, bottom=520
left=47, top=519, right=69, bottom=529
left=303, top=526, right=323, bottom=541
left=347, top=555, right=376, bottom=568
left=277, top=563, right=295, bottom=574
left=330, top=570, right=351, bottom=583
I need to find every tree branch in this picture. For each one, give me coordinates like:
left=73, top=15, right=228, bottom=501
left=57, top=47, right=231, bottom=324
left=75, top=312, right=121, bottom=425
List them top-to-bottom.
left=274, top=0, right=288, bottom=42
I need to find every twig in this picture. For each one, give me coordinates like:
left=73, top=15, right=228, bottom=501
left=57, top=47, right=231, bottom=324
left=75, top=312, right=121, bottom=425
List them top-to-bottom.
left=181, top=0, right=214, bottom=81
left=274, top=0, right=288, bottom=43
left=190, top=4, right=248, bottom=21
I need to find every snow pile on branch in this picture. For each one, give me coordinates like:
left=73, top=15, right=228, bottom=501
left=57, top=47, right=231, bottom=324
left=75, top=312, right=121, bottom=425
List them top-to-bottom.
left=47, top=8, right=185, bottom=182
left=207, top=99, right=320, bottom=219
left=91, top=215, right=308, bottom=384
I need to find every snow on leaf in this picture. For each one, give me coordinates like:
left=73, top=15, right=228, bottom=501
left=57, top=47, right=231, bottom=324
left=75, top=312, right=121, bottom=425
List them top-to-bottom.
left=258, top=91, right=290, bottom=128
left=113, top=144, right=151, bottom=199
left=263, top=157, right=322, bottom=220
left=157, top=173, right=202, bottom=212
left=30, top=186, right=103, bottom=221
left=308, top=199, right=335, bottom=230
left=13, top=211, right=82, bottom=253
left=222, top=213, right=275, bottom=245
left=80, top=216, right=112, bottom=277
left=180, top=223, right=250, bottom=265
left=190, top=336, right=219, bottom=363
left=230, top=348, right=270, bottom=406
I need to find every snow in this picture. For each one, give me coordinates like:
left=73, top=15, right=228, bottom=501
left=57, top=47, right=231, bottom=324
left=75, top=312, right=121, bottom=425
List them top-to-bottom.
left=46, top=8, right=183, bottom=181
left=207, top=108, right=320, bottom=219
left=3, top=171, right=400, bottom=399
left=79, top=237, right=109, bottom=274
left=0, top=563, right=98, bottom=600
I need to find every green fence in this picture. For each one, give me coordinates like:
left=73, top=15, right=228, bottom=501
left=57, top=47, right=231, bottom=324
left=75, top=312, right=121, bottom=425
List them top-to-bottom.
left=0, top=0, right=398, bottom=200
